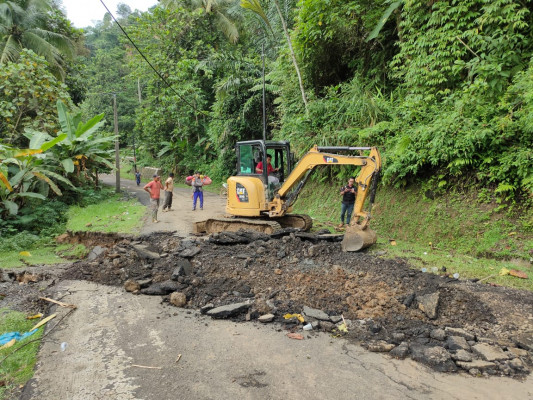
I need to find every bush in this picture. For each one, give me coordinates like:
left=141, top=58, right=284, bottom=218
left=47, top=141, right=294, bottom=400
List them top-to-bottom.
left=0, top=231, right=40, bottom=251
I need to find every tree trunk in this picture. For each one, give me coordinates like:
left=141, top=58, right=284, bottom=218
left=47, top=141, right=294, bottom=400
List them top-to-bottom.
left=273, top=0, right=308, bottom=113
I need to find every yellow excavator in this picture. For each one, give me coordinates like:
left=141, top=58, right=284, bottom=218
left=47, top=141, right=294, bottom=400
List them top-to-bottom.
left=194, top=140, right=382, bottom=251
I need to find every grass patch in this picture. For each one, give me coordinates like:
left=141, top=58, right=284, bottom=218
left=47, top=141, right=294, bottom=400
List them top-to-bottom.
left=66, top=194, right=144, bottom=233
left=369, top=238, right=533, bottom=291
left=0, top=246, right=68, bottom=269
left=0, top=309, right=43, bottom=399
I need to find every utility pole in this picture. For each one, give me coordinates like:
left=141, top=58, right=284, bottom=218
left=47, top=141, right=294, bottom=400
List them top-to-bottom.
left=261, top=43, right=266, bottom=142
left=134, top=78, right=141, bottom=172
left=113, top=93, right=120, bottom=193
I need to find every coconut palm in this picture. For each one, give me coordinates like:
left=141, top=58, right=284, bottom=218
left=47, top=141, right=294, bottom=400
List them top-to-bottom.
left=0, top=0, right=73, bottom=79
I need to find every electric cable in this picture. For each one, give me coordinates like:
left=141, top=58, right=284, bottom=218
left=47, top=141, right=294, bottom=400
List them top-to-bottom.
left=98, top=0, right=213, bottom=119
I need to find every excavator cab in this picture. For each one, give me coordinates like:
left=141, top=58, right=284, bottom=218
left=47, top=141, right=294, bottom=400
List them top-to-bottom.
left=227, top=140, right=293, bottom=216
left=236, top=140, right=292, bottom=182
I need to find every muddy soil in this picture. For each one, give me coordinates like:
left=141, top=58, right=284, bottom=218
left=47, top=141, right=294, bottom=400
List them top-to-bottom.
left=56, top=229, right=533, bottom=377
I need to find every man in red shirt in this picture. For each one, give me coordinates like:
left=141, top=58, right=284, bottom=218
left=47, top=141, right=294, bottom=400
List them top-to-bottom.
left=255, top=154, right=279, bottom=184
left=144, top=174, right=163, bottom=223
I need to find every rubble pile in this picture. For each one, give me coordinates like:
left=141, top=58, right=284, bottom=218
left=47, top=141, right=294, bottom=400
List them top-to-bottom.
left=56, top=230, right=533, bottom=376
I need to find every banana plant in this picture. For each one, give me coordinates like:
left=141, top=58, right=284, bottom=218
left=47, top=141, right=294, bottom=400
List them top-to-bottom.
left=53, top=100, right=116, bottom=180
left=0, top=132, right=68, bottom=215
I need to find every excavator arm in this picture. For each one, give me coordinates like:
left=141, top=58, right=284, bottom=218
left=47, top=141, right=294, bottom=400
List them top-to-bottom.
left=268, top=145, right=382, bottom=224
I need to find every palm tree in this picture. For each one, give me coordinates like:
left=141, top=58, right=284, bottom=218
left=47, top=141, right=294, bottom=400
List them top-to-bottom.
left=0, top=0, right=73, bottom=79
left=161, top=0, right=240, bottom=44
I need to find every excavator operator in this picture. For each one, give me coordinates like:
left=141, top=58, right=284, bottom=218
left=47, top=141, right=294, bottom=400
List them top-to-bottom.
left=256, top=154, right=279, bottom=184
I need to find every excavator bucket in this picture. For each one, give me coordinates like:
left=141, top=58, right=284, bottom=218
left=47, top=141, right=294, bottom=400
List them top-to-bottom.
left=341, top=224, right=377, bottom=252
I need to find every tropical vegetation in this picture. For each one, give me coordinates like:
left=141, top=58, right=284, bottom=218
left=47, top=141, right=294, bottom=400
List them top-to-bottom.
left=0, top=0, right=531, bottom=255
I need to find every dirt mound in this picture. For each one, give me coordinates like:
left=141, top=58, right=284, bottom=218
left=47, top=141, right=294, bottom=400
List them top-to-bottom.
left=62, top=230, right=533, bottom=377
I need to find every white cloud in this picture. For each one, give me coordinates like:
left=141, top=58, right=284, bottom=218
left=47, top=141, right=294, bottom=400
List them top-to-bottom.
left=61, top=0, right=158, bottom=28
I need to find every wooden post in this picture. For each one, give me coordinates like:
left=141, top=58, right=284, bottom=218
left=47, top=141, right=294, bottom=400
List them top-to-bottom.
left=113, top=93, right=120, bottom=193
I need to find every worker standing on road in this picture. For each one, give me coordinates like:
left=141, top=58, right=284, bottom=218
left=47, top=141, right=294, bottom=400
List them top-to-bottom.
left=135, top=170, right=141, bottom=186
left=191, top=171, right=204, bottom=211
left=162, top=172, right=175, bottom=212
left=144, top=175, right=163, bottom=223
left=339, top=177, right=357, bottom=229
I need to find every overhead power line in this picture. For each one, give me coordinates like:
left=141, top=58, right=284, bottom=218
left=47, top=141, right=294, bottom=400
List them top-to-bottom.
left=98, top=0, right=212, bottom=119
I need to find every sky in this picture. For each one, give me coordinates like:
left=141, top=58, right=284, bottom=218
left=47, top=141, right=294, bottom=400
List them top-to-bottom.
left=61, top=0, right=158, bottom=28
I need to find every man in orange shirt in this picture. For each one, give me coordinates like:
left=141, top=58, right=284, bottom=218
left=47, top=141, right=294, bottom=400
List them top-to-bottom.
left=144, top=174, right=163, bottom=223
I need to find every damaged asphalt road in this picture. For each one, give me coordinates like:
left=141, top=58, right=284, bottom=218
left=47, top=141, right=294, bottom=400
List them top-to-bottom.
left=1, top=176, right=532, bottom=399
left=2, top=230, right=533, bottom=399
left=59, top=230, right=533, bottom=379
left=19, top=281, right=533, bottom=400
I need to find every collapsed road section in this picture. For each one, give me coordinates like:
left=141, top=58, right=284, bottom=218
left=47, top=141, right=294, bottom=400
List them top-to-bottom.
left=19, top=230, right=533, bottom=377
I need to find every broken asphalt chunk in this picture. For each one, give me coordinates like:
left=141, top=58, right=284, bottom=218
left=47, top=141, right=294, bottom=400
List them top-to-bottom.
left=180, top=247, right=201, bottom=258
left=171, top=258, right=193, bottom=280
left=141, top=280, right=180, bottom=295
left=206, top=302, right=251, bottom=319
left=200, top=303, right=214, bottom=314
left=302, top=306, right=330, bottom=321
left=444, top=327, right=475, bottom=341
left=447, top=336, right=471, bottom=352
left=389, top=342, right=409, bottom=359
left=472, top=343, right=508, bottom=362
left=410, top=344, right=458, bottom=372
left=456, top=360, right=496, bottom=372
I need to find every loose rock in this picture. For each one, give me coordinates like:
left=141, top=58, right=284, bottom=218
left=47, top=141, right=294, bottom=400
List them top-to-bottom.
left=124, top=279, right=140, bottom=292
left=170, top=292, right=187, bottom=307
left=416, top=292, right=440, bottom=320
left=258, top=313, right=275, bottom=323
left=367, top=340, right=395, bottom=353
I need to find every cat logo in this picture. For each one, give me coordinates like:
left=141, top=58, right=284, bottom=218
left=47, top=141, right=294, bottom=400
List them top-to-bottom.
left=323, top=156, right=338, bottom=163
left=236, top=183, right=249, bottom=202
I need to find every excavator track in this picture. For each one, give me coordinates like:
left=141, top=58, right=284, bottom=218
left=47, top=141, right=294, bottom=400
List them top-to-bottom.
left=272, top=214, right=313, bottom=231
left=194, top=218, right=282, bottom=235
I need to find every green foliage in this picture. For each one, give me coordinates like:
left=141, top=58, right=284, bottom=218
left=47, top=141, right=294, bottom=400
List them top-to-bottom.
left=0, top=0, right=75, bottom=79
left=294, top=0, right=395, bottom=91
left=0, top=49, right=72, bottom=146
left=52, top=100, right=115, bottom=185
left=0, top=130, right=72, bottom=218
left=0, top=231, right=40, bottom=251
